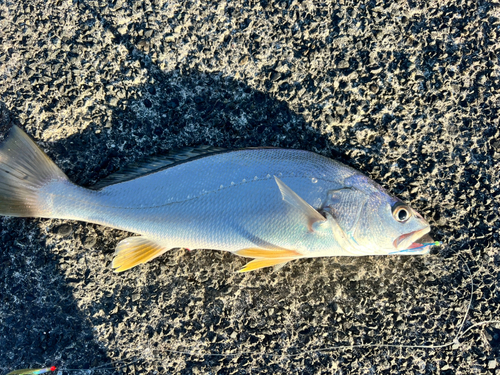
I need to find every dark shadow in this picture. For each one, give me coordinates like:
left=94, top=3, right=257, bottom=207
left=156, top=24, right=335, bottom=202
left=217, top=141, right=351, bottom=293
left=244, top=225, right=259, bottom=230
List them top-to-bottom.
left=0, top=49, right=341, bottom=375
left=0, top=101, right=109, bottom=372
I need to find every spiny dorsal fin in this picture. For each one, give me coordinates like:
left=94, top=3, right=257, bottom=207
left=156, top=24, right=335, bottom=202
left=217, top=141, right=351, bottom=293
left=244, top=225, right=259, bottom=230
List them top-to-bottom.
left=91, top=146, right=227, bottom=190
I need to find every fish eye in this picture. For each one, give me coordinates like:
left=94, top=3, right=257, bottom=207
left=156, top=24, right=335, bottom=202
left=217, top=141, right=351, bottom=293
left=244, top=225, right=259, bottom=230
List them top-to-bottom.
left=392, top=202, right=411, bottom=223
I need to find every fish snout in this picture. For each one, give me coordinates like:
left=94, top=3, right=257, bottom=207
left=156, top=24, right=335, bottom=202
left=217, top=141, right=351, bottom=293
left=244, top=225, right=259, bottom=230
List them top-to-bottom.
left=393, top=226, right=431, bottom=251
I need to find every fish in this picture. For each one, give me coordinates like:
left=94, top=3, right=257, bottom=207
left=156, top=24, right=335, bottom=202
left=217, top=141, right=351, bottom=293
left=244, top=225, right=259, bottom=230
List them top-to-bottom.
left=0, top=125, right=439, bottom=273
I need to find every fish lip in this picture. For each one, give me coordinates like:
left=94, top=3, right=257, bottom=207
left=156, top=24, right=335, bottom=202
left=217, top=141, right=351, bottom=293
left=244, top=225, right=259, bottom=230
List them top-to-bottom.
left=393, top=226, right=431, bottom=251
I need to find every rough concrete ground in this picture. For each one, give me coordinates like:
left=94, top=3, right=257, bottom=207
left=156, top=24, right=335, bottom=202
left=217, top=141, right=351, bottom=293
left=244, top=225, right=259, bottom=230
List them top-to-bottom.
left=0, top=0, right=499, bottom=373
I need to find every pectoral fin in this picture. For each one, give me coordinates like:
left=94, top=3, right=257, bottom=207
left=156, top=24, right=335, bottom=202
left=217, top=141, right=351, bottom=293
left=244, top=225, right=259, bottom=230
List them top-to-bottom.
left=274, top=176, right=325, bottom=229
left=112, top=236, right=170, bottom=272
left=234, top=247, right=303, bottom=272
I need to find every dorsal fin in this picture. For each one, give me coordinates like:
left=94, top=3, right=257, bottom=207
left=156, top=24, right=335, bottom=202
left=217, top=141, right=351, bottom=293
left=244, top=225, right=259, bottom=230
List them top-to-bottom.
left=91, top=146, right=227, bottom=190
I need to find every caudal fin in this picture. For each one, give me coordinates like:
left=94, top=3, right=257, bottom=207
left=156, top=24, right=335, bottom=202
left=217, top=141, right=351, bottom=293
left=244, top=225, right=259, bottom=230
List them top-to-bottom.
left=0, top=126, right=68, bottom=217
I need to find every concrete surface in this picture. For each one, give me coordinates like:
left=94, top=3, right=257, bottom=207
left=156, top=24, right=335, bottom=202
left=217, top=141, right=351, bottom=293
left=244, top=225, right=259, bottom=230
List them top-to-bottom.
left=0, top=0, right=499, bottom=373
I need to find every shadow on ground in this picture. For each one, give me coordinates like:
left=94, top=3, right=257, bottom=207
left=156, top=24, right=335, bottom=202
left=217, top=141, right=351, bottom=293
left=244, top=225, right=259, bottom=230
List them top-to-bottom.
left=0, top=64, right=341, bottom=372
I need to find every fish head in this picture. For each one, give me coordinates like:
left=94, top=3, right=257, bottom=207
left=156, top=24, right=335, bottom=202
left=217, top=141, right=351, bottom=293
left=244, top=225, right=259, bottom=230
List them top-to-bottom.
left=324, top=177, right=434, bottom=255
left=355, top=193, right=433, bottom=255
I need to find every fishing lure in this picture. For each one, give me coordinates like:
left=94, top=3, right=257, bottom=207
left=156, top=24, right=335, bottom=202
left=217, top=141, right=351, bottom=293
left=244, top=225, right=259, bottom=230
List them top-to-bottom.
left=7, top=366, right=56, bottom=375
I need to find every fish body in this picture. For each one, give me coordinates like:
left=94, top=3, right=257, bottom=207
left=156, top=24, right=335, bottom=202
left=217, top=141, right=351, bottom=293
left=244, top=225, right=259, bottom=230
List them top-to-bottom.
left=0, top=126, right=436, bottom=272
left=47, top=149, right=359, bottom=256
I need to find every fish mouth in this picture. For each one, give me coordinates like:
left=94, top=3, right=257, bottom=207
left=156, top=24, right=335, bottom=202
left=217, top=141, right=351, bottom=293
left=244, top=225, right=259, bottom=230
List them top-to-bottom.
left=393, top=226, right=432, bottom=253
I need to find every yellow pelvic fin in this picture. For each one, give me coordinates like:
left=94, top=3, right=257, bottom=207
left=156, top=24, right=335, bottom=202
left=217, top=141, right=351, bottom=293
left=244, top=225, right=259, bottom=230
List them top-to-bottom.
left=112, top=236, right=170, bottom=272
left=234, top=247, right=302, bottom=258
left=234, top=247, right=304, bottom=272
left=237, top=258, right=296, bottom=273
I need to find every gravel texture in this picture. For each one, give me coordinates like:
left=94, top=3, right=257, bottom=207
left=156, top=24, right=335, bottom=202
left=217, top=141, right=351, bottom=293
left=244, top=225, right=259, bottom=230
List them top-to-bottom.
left=1, top=0, right=500, bottom=374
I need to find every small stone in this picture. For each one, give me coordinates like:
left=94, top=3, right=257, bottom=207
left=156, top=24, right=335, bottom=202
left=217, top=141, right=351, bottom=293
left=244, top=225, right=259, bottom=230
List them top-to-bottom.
left=164, top=34, right=176, bottom=42
left=137, top=39, right=149, bottom=50
left=238, top=55, right=249, bottom=65
left=337, top=60, right=349, bottom=69
left=270, top=71, right=280, bottom=81
left=116, top=89, right=126, bottom=99
left=109, top=97, right=119, bottom=106
left=144, top=98, right=152, bottom=108
left=57, top=224, right=73, bottom=237
left=83, top=236, right=97, bottom=249
left=489, top=360, right=497, bottom=369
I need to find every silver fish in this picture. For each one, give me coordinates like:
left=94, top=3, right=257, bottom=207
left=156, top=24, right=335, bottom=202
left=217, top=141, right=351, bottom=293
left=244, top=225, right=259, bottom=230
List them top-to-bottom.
left=0, top=126, right=438, bottom=272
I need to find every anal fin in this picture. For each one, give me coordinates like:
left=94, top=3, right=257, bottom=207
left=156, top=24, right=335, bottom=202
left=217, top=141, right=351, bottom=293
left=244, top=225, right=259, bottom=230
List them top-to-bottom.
left=112, top=236, right=170, bottom=272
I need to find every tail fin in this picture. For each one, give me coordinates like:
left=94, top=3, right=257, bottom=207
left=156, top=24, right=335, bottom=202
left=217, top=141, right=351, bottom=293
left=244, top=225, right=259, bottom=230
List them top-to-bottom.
left=0, top=126, right=68, bottom=217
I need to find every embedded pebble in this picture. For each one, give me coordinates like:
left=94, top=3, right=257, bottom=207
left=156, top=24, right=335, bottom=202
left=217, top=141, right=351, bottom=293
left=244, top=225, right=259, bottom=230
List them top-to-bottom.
left=57, top=224, right=73, bottom=237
